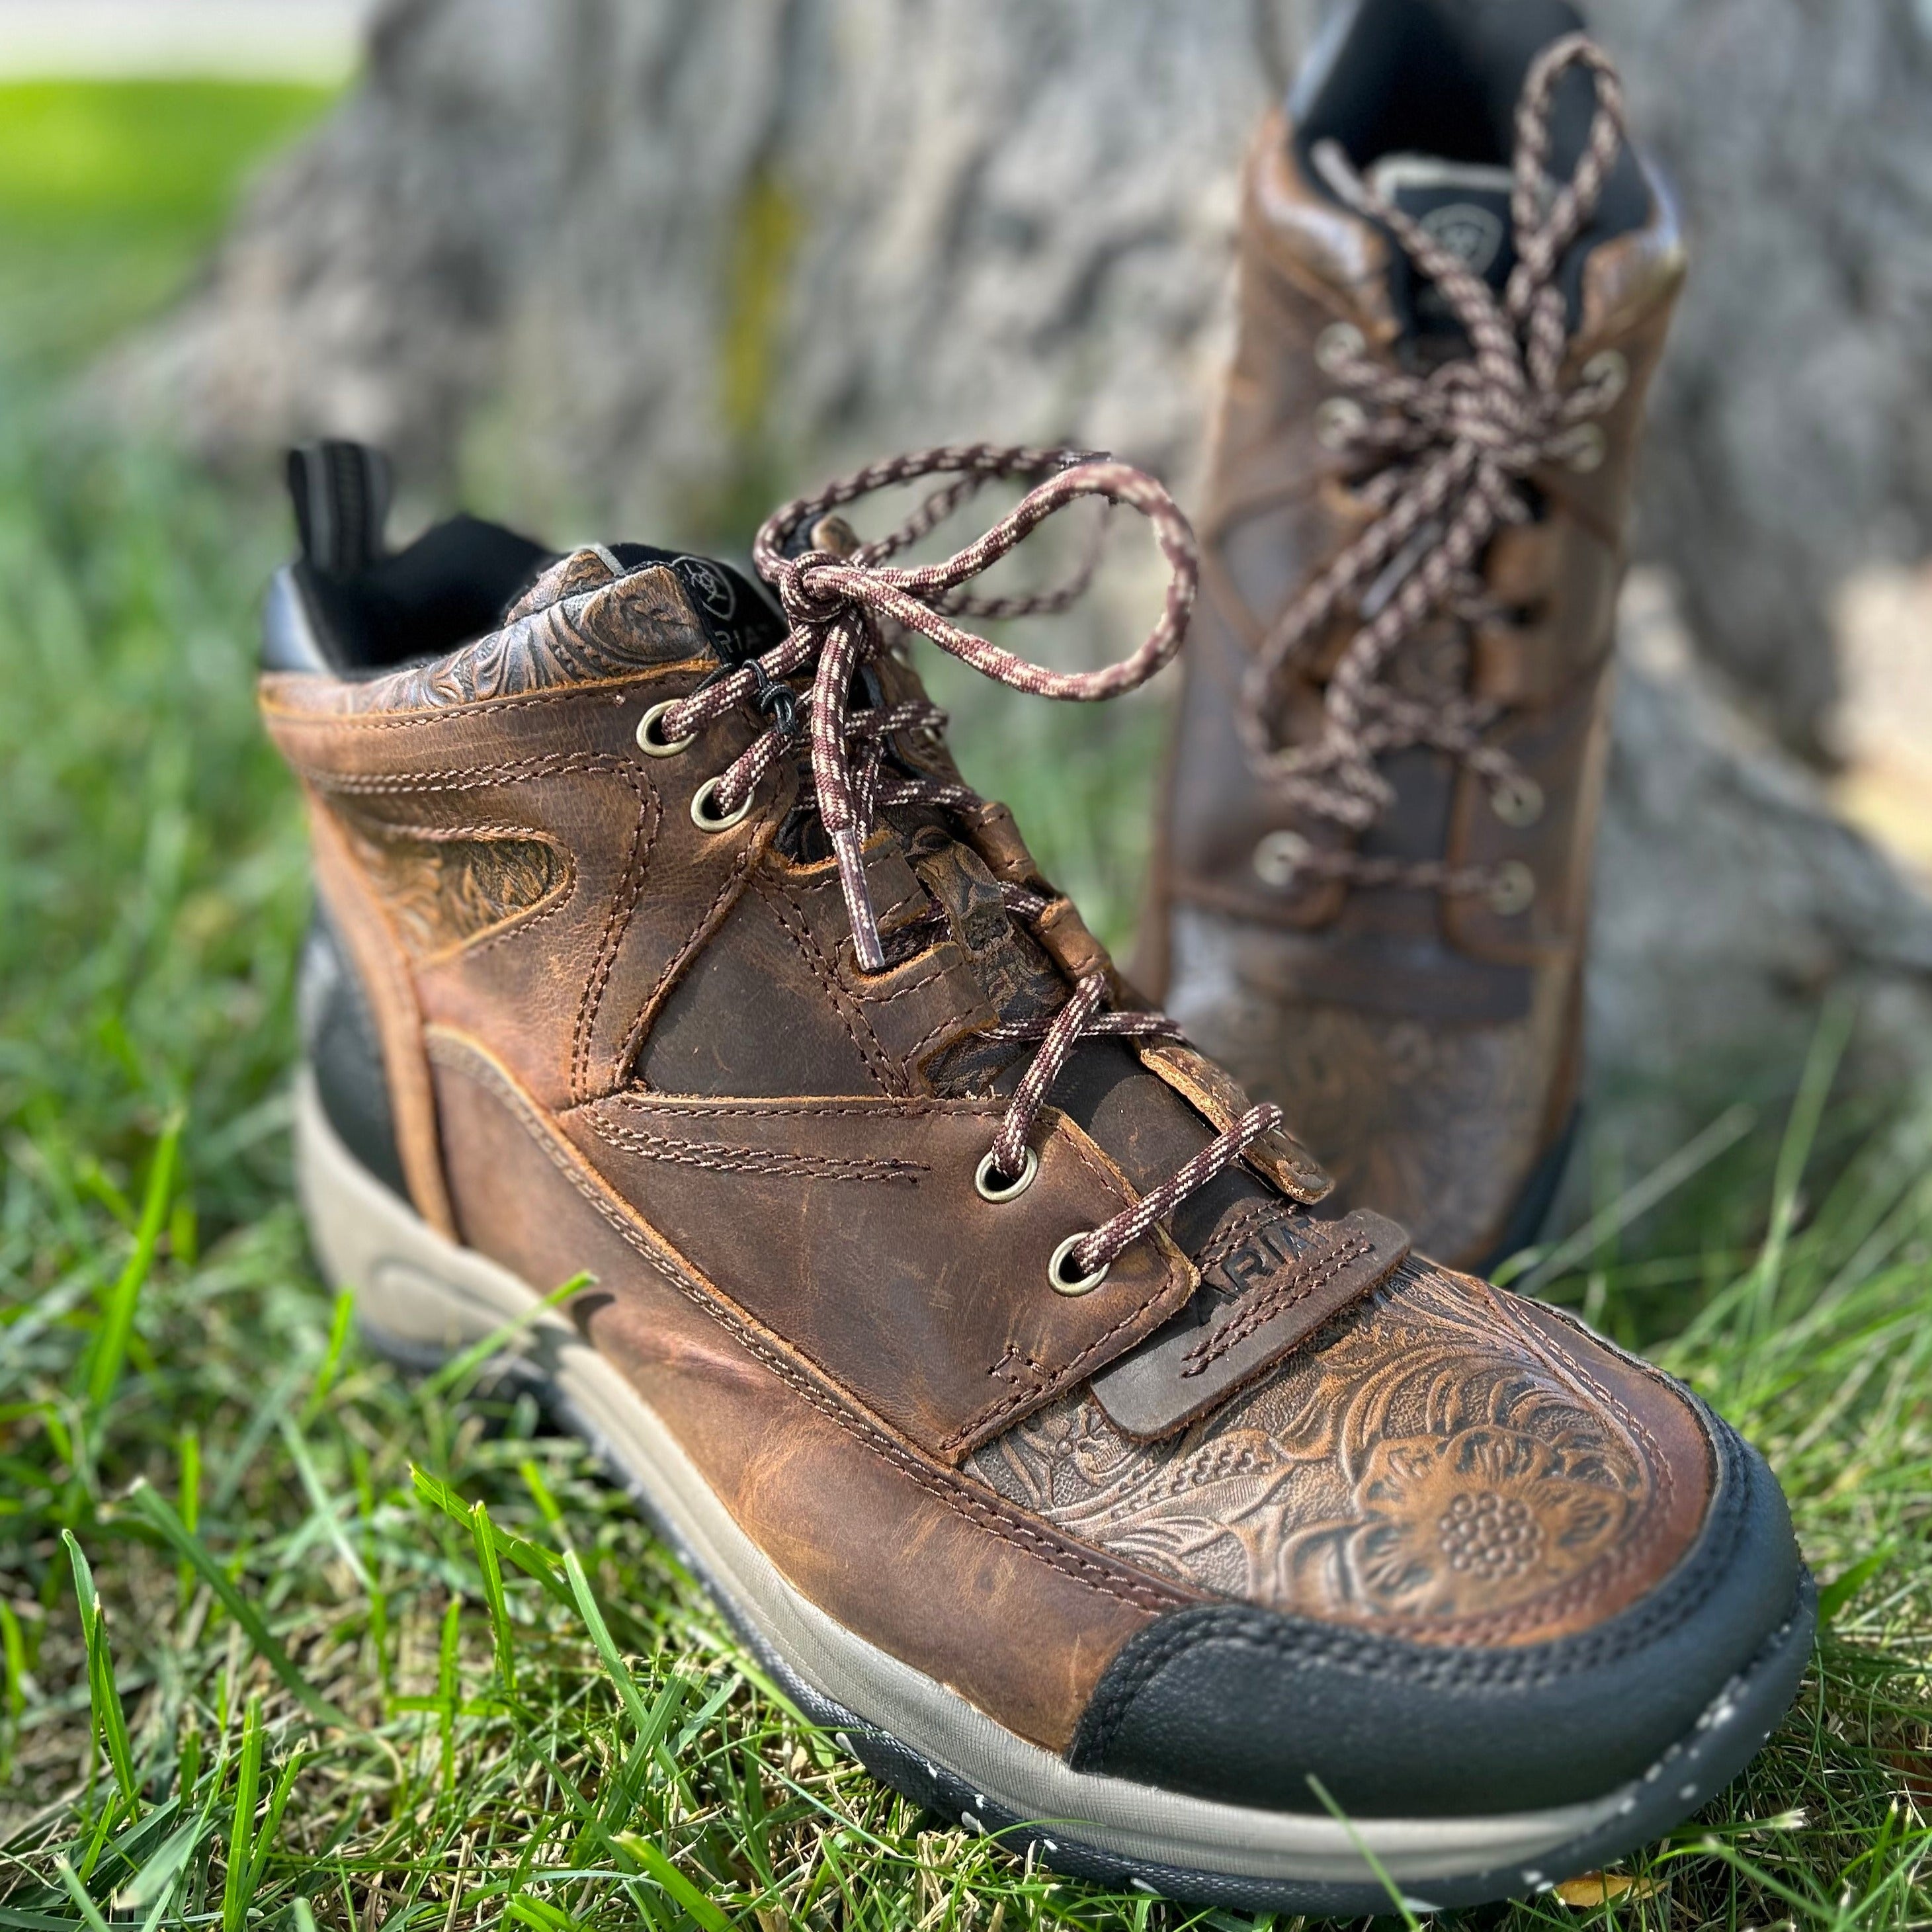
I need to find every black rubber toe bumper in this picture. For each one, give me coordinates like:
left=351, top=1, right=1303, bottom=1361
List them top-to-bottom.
left=1069, top=1412, right=1810, bottom=1818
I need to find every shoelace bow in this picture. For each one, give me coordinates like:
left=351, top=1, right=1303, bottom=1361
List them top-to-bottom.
left=1238, top=32, right=1629, bottom=902
left=653, top=443, right=1282, bottom=1282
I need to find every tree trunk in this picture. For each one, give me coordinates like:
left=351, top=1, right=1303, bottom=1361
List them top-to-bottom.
left=118, top=0, right=1932, bottom=1182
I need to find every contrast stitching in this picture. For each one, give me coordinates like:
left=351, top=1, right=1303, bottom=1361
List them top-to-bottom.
left=616, top=836, right=769, bottom=1077
left=757, top=880, right=900, bottom=1091
left=429, top=1032, right=1195, bottom=1615
left=589, top=1118, right=927, bottom=1183
left=1180, top=1235, right=1373, bottom=1374
left=942, top=1266, right=1187, bottom=1456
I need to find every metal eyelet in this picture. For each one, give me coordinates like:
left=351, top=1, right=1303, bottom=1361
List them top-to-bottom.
left=1314, top=319, right=1366, bottom=376
left=1580, top=348, right=1628, bottom=407
left=1314, top=396, right=1368, bottom=452
left=1556, top=422, right=1607, bottom=473
left=636, top=700, right=696, bottom=758
left=1489, top=774, right=1545, bottom=827
left=691, top=775, right=755, bottom=832
left=1253, top=828, right=1312, bottom=889
left=1488, top=861, right=1536, bottom=915
left=974, top=1146, right=1038, bottom=1203
left=1048, top=1233, right=1111, bottom=1296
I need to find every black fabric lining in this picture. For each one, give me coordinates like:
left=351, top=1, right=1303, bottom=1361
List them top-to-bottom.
left=1289, top=0, right=1654, bottom=327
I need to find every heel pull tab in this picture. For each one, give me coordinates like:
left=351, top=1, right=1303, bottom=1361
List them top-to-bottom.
left=287, top=442, right=392, bottom=577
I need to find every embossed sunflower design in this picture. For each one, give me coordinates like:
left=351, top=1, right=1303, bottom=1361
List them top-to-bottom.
left=1327, top=1423, right=1634, bottom=1621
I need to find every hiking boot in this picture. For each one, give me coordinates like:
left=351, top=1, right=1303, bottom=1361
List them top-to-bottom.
left=1140, top=0, right=1685, bottom=1271
left=267, top=437, right=1808, bottom=1911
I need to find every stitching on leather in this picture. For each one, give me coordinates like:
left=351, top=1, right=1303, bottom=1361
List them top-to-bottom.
left=261, top=667, right=710, bottom=732
left=278, top=751, right=640, bottom=794
left=571, top=772, right=659, bottom=1105
left=616, top=837, right=768, bottom=1077
left=757, top=880, right=901, bottom=1092
left=849, top=954, right=950, bottom=1005
left=899, top=1001, right=989, bottom=1070
left=430, top=1031, right=1194, bottom=1616
left=603, top=1098, right=984, bottom=1122
left=589, top=1117, right=928, bottom=1183
left=1192, top=1201, right=1294, bottom=1276
left=1180, top=1236, right=1373, bottom=1374
left=941, top=1267, right=1187, bottom=1456
left=1072, top=1423, right=1758, bottom=1763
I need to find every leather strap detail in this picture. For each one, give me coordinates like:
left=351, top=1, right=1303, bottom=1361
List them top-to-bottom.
left=1136, top=1039, right=1332, bottom=1203
left=562, top=1089, right=1200, bottom=1464
left=1089, top=1210, right=1409, bottom=1441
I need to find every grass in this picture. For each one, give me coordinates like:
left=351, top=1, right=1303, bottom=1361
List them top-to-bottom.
left=1, top=77, right=1930, bottom=1932
left=0, top=81, right=334, bottom=372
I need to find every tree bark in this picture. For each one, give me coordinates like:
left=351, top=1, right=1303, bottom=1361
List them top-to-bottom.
left=118, top=0, right=1932, bottom=1179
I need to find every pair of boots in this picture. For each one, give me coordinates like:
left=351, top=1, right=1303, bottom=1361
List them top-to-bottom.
left=267, top=1, right=1809, bottom=1911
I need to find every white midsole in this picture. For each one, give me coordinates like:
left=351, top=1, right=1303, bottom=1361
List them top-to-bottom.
left=295, top=1071, right=1626, bottom=1886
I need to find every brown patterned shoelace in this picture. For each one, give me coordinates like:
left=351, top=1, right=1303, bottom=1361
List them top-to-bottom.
left=1237, top=33, right=1630, bottom=905
left=653, top=443, right=1279, bottom=1288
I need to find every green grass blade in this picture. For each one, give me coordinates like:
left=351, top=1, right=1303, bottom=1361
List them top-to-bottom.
left=84, top=1109, right=182, bottom=1411
left=419, top=1271, right=591, bottom=1401
left=302, top=1288, right=357, bottom=1421
left=411, top=1466, right=571, bottom=1607
left=121, top=1478, right=349, bottom=1727
left=470, top=1498, right=517, bottom=1693
left=62, top=1529, right=138, bottom=1814
left=1818, top=1546, right=1893, bottom=1624
left=563, top=1548, right=651, bottom=1731
left=221, top=1694, right=263, bottom=1932
left=247, top=1745, right=305, bottom=1892
left=1304, top=1774, right=1422, bottom=1931
left=115, top=1812, right=206, bottom=1919
left=613, top=1833, right=734, bottom=1932
left=52, top=1859, right=112, bottom=1932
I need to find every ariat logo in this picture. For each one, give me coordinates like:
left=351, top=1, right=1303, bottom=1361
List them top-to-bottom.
left=1420, top=201, right=1506, bottom=278
left=671, top=555, right=737, bottom=622
left=1203, top=1218, right=1313, bottom=1300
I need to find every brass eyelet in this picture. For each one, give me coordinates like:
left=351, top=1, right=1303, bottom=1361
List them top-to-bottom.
left=1314, top=320, right=1366, bottom=376
left=1580, top=347, right=1628, bottom=407
left=1314, top=396, right=1368, bottom=452
left=1556, top=422, right=1607, bottom=473
left=636, top=700, right=696, bottom=758
left=1489, top=774, right=1545, bottom=827
left=691, top=775, right=754, bottom=832
left=1253, top=828, right=1312, bottom=889
left=1488, top=861, right=1536, bottom=915
left=974, top=1146, right=1038, bottom=1203
left=1048, top=1233, right=1111, bottom=1296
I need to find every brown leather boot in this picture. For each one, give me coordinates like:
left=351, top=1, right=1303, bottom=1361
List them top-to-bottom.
left=1141, top=1, right=1685, bottom=1271
left=268, top=437, right=1806, bottom=1911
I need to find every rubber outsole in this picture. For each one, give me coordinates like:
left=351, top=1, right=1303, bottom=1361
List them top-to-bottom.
left=294, top=1071, right=1815, bottom=1914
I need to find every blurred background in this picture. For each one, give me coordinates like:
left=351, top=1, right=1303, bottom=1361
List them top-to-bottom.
left=3, top=0, right=1931, bottom=1222
left=3, top=4, right=1931, bottom=1911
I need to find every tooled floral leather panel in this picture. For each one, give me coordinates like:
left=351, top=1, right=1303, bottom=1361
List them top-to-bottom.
left=282, top=564, right=710, bottom=714
left=265, top=670, right=788, bottom=1111
left=333, top=810, right=570, bottom=962
left=558, top=1089, right=1199, bottom=1464
left=968, top=1261, right=1711, bottom=1648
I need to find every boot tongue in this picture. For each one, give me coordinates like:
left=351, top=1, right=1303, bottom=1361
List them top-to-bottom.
left=1369, top=154, right=1518, bottom=345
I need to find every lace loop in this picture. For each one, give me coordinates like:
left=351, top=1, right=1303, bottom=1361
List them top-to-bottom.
left=1237, top=33, right=1628, bottom=900
left=661, top=442, right=1197, bottom=967
left=650, top=443, right=1279, bottom=1279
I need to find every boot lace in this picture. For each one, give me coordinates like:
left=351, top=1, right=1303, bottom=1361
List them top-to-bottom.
left=1237, top=33, right=1630, bottom=905
left=651, top=443, right=1280, bottom=1289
